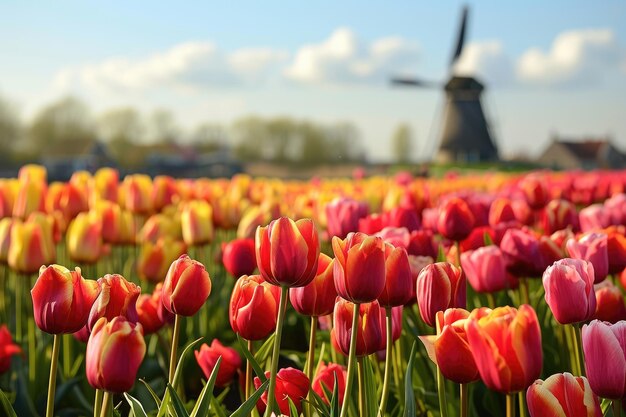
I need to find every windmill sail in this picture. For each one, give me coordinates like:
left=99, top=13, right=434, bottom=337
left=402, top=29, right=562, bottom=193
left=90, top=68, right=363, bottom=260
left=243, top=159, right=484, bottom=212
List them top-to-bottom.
left=450, top=6, right=469, bottom=67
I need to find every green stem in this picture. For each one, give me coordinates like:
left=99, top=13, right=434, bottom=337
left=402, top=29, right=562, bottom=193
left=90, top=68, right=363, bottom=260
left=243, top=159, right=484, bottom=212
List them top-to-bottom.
left=16, top=273, right=22, bottom=342
left=519, top=278, right=529, bottom=305
left=264, top=286, right=289, bottom=417
left=486, top=292, right=496, bottom=309
left=339, top=302, right=361, bottom=417
left=379, top=307, right=393, bottom=417
left=169, top=314, right=181, bottom=385
left=28, top=315, right=36, bottom=388
left=305, top=316, right=318, bottom=417
left=574, top=323, right=585, bottom=376
left=564, top=324, right=579, bottom=375
left=569, top=324, right=582, bottom=376
left=45, top=334, right=61, bottom=417
left=63, top=334, right=72, bottom=377
left=245, top=339, right=253, bottom=403
left=357, top=357, right=367, bottom=417
left=437, top=365, right=449, bottom=417
left=460, top=384, right=468, bottom=417
left=93, top=389, right=103, bottom=417
left=99, top=391, right=112, bottom=417
left=518, top=391, right=527, bottom=417
left=506, top=394, right=515, bottom=417
left=613, top=399, right=621, bottom=417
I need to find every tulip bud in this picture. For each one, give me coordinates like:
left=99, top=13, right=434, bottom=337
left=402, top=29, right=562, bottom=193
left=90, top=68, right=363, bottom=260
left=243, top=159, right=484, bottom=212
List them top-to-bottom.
left=93, top=167, right=119, bottom=204
left=122, top=174, right=153, bottom=215
left=151, top=175, right=179, bottom=212
left=325, top=197, right=369, bottom=239
left=437, top=197, right=476, bottom=241
left=66, top=211, right=103, bottom=264
left=8, top=216, right=56, bottom=274
left=256, top=217, right=320, bottom=288
left=332, top=232, right=386, bottom=303
left=567, top=233, right=609, bottom=283
left=136, top=238, right=186, bottom=283
left=222, top=238, right=257, bottom=278
left=378, top=243, right=413, bottom=307
left=461, top=245, right=515, bottom=293
left=290, top=253, right=337, bottom=316
left=161, top=255, right=211, bottom=316
left=543, top=259, right=596, bottom=325
left=416, top=262, right=466, bottom=327
left=32, top=265, right=99, bottom=334
left=88, top=274, right=140, bottom=330
left=230, top=275, right=280, bottom=340
left=592, top=280, right=626, bottom=323
left=136, top=284, right=174, bottom=334
left=332, top=299, right=386, bottom=357
left=466, top=305, right=543, bottom=393
left=419, top=309, right=479, bottom=384
left=86, top=317, right=146, bottom=393
left=581, top=320, right=626, bottom=399
left=0, top=325, right=21, bottom=374
left=195, top=339, right=242, bottom=388
left=312, top=362, right=347, bottom=405
left=253, top=367, right=310, bottom=416
left=526, top=373, right=602, bottom=417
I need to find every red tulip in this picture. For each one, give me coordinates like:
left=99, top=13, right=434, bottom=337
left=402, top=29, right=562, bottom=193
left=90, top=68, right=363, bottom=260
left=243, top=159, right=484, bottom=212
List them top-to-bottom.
left=122, top=174, right=153, bottom=215
left=519, top=174, right=550, bottom=210
left=151, top=175, right=179, bottom=212
left=325, top=197, right=369, bottom=239
left=437, top=197, right=476, bottom=241
left=489, top=197, right=517, bottom=227
left=96, top=201, right=136, bottom=245
left=383, top=207, right=420, bottom=232
left=358, top=213, right=385, bottom=235
left=256, top=217, right=319, bottom=288
left=604, top=227, right=626, bottom=274
left=500, top=228, right=542, bottom=277
left=407, top=229, right=437, bottom=259
left=332, top=232, right=386, bottom=303
left=567, top=233, right=609, bottom=283
left=222, top=238, right=257, bottom=278
left=378, top=243, right=413, bottom=307
left=462, top=245, right=516, bottom=293
left=290, top=253, right=337, bottom=316
left=162, top=255, right=212, bottom=316
left=542, top=259, right=596, bottom=324
left=416, top=262, right=466, bottom=327
left=31, top=265, right=99, bottom=334
left=88, top=274, right=140, bottom=330
left=230, top=275, right=280, bottom=340
left=593, top=280, right=626, bottom=323
left=136, top=284, right=174, bottom=334
left=332, top=299, right=386, bottom=357
left=466, top=305, right=543, bottom=393
left=419, top=309, right=479, bottom=384
left=86, top=317, right=146, bottom=393
left=581, top=320, right=626, bottom=399
left=0, top=325, right=21, bottom=374
left=195, top=339, right=242, bottom=388
left=312, top=362, right=347, bottom=405
left=253, top=367, right=310, bottom=416
left=526, top=372, right=602, bottom=417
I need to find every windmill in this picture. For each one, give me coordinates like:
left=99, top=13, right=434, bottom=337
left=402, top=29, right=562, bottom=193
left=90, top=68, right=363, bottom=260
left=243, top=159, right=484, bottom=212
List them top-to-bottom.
left=392, top=6, right=499, bottom=163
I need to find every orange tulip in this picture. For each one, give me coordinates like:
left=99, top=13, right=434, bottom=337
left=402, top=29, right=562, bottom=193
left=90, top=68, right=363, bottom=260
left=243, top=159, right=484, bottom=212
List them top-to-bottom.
left=122, top=174, right=153, bottom=215
left=66, top=211, right=103, bottom=264
left=8, top=216, right=56, bottom=274
left=136, top=238, right=186, bottom=283
left=161, top=255, right=211, bottom=316
left=88, top=274, right=140, bottom=330
left=229, top=275, right=280, bottom=341
left=466, top=305, right=542, bottom=393
left=526, top=372, right=602, bottom=417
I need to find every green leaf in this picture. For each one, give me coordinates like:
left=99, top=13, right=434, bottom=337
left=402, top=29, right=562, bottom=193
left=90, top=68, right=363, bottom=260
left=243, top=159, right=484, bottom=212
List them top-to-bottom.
left=483, top=232, right=494, bottom=246
left=437, top=243, right=447, bottom=263
left=253, top=333, right=275, bottom=364
left=237, top=335, right=268, bottom=382
left=402, top=342, right=417, bottom=417
left=190, top=357, right=221, bottom=417
left=329, top=373, right=340, bottom=417
left=139, top=379, right=162, bottom=408
left=230, top=379, right=268, bottom=417
left=166, top=384, right=190, bottom=417
left=0, top=390, right=17, bottom=417
left=124, top=393, right=149, bottom=417
left=210, top=396, right=228, bottom=417
left=287, top=397, right=299, bottom=417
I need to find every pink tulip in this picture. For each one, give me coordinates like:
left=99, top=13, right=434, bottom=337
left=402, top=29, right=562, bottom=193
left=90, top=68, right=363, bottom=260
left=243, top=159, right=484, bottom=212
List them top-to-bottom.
left=567, top=233, right=609, bottom=283
left=461, top=245, right=515, bottom=293
left=542, top=259, right=596, bottom=324
left=581, top=320, right=626, bottom=399
left=526, top=372, right=602, bottom=417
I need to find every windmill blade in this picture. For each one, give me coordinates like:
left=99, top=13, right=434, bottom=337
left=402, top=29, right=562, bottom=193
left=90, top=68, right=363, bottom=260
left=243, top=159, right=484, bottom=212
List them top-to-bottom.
left=450, top=5, right=469, bottom=67
left=390, top=76, right=438, bottom=88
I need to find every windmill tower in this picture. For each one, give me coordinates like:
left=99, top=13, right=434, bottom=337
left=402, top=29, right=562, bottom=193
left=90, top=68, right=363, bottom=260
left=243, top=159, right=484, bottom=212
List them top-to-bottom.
left=392, top=6, right=499, bottom=163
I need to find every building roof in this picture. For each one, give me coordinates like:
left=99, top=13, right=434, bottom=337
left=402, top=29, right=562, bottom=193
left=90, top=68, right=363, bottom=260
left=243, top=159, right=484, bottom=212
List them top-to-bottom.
left=556, top=140, right=608, bottom=161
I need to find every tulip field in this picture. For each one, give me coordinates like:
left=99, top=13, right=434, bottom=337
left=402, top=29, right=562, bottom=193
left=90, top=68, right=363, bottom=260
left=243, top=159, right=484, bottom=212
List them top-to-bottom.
left=1, top=165, right=626, bottom=417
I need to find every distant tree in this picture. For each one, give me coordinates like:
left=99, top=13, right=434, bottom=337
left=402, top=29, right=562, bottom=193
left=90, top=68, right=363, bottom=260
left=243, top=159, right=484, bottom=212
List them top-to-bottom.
left=0, top=94, right=21, bottom=159
left=28, top=96, right=95, bottom=155
left=98, top=107, right=145, bottom=167
left=148, top=109, right=180, bottom=144
left=231, top=116, right=270, bottom=161
left=192, top=123, right=226, bottom=152
left=391, top=123, right=413, bottom=164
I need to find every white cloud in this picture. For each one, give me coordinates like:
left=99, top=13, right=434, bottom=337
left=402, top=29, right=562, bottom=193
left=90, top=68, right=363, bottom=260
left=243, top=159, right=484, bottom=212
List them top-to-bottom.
left=284, top=28, right=420, bottom=84
left=517, top=29, right=623, bottom=85
left=453, top=40, right=514, bottom=86
left=53, top=41, right=288, bottom=93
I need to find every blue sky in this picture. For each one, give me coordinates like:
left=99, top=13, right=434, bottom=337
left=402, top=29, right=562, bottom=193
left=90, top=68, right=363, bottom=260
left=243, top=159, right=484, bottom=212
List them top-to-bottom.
left=1, top=1, right=625, bottom=161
